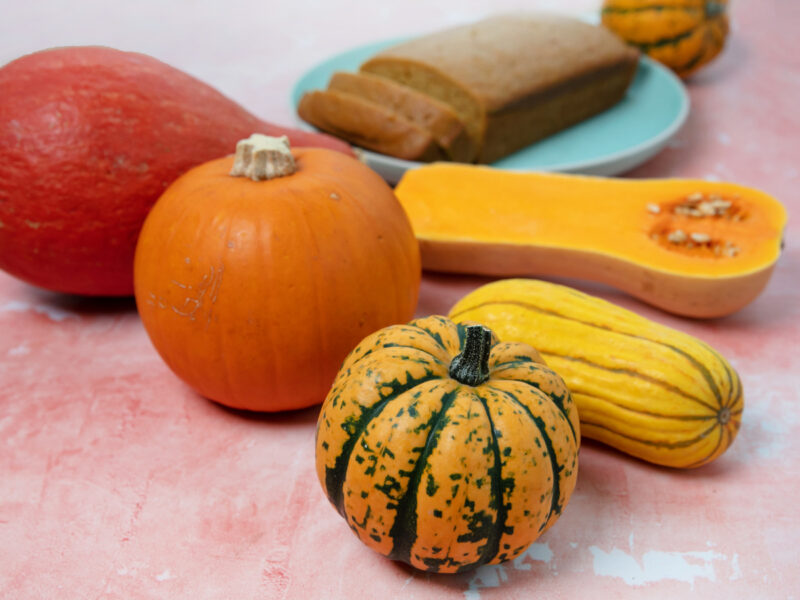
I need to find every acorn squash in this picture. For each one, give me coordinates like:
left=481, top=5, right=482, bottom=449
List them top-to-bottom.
left=601, top=0, right=729, bottom=77
left=315, top=315, right=580, bottom=571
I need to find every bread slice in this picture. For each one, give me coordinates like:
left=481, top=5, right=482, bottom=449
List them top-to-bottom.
left=360, top=13, right=640, bottom=163
left=327, top=71, right=477, bottom=162
left=297, top=89, right=445, bottom=162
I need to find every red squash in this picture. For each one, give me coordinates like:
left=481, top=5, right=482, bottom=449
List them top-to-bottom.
left=0, top=46, right=352, bottom=296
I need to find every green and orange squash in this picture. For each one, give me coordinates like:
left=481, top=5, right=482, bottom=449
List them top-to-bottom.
left=601, top=0, right=729, bottom=77
left=449, top=279, right=743, bottom=469
left=315, top=315, right=580, bottom=572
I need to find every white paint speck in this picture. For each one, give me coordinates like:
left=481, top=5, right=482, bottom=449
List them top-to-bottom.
left=717, top=133, right=731, bottom=146
left=704, top=173, right=722, bottom=182
left=0, top=301, right=77, bottom=322
left=7, top=344, right=30, bottom=356
left=733, top=375, right=799, bottom=461
left=513, top=542, right=554, bottom=569
left=570, top=542, right=578, bottom=549
left=465, top=543, right=553, bottom=598
left=589, top=546, right=726, bottom=588
left=730, top=554, right=741, bottom=581
left=465, top=563, right=508, bottom=599
left=117, top=567, right=129, bottom=576
left=155, top=569, right=174, bottom=582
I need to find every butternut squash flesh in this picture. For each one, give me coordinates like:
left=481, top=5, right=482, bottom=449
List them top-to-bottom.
left=395, top=164, right=787, bottom=317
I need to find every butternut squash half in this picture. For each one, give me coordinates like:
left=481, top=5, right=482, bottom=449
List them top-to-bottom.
left=395, top=164, right=787, bottom=318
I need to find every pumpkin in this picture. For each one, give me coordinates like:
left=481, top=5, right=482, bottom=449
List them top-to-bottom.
left=601, top=0, right=729, bottom=77
left=0, top=46, right=352, bottom=297
left=133, top=135, right=420, bottom=412
left=393, top=163, right=787, bottom=318
left=449, top=279, right=743, bottom=469
left=315, top=315, right=580, bottom=572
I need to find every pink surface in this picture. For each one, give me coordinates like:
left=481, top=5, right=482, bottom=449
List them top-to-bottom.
left=2, top=1, right=799, bottom=598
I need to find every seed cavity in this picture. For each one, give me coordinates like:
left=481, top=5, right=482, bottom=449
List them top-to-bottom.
left=647, top=191, right=745, bottom=257
left=672, top=192, right=739, bottom=219
left=653, top=229, right=741, bottom=258
left=667, top=230, right=687, bottom=244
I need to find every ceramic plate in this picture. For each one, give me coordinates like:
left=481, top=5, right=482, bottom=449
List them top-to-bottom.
left=291, top=38, right=690, bottom=184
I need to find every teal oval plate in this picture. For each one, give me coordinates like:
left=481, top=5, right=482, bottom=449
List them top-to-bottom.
left=291, top=38, right=690, bottom=183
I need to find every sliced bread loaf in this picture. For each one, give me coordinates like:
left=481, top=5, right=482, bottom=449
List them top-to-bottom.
left=360, top=13, right=640, bottom=163
left=327, top=71, right=477, bottom=162
left=297, top=89, right=446, bottom=162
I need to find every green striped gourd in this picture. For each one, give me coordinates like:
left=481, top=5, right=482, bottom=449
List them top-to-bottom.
left=601, top=0, right=729, bottom=77
left=449, top=279, right=742, bottom=468
left=315, top=315, right=580, bottom=573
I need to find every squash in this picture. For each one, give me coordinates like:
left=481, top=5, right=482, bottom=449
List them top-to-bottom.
left=601, top=0, right=729, bottom=77
left=0, top=46, right=353, bottom=297
left=134, top=135, right=419, bottom=412
left=394, top=163, right=787, bottom=318
left=449, top=278, right=743, bottom=468
left=315, top=315, right=580, bottom=573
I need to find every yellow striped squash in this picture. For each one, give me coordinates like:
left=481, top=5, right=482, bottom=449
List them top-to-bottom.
left=449, top=279, right=742, bottom=469
left=315, top=315, right=580, bottom=572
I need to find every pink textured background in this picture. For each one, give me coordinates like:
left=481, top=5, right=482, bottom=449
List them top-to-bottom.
left=1, top=1, right=798, bottom=598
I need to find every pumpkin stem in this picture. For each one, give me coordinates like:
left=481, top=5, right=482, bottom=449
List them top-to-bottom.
left=230, top=134, right=296, bottom=181
left=449, top=325, right=493, bottom=386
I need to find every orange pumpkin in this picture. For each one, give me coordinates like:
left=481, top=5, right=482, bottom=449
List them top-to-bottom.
left=601, top=0, right=729, bottom=77
left=134, top=134, right=421, bottom=411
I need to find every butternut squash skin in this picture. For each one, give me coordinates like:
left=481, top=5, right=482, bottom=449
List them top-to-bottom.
left=395, top=164, right=787, bottom=318
left=449, top=279, right=743, bottom=469
left=315, top=315, right=580, bottom=572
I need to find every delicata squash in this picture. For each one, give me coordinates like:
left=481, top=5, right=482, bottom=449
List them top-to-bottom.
left=394, top=164, right=787, bottom=318
left=449, top=279, right=743, bottom=468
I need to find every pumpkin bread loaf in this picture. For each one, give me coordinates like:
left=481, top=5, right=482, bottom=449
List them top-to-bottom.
left=361, top=13, right=640, bottom=163
left=327, top=71, right=478, bottom=162
left=297, top=89, right=445, bottom=161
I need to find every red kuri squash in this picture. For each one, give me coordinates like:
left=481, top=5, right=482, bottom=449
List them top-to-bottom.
left=0, top=46, right=352, bottom=296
